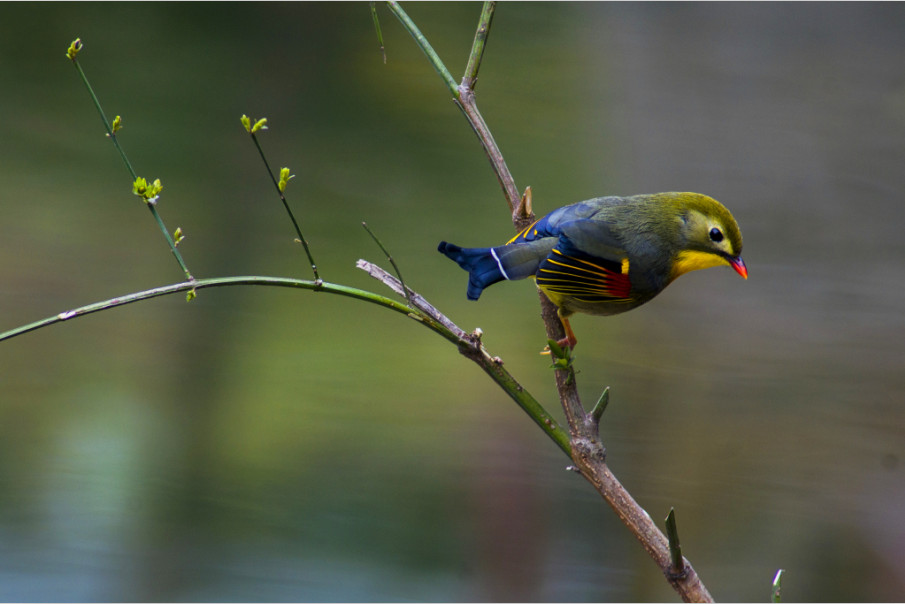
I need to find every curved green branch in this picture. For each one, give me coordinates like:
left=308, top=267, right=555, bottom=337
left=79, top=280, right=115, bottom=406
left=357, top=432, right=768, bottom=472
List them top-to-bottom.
left=0, top=271, right=571, bottom=457
left=0, top=276, right=414, bottom=343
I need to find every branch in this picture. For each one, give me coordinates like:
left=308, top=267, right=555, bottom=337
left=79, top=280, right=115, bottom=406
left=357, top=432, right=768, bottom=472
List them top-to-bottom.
left=461, top=1, right=494, bottom=91
left=385, top=2, right=458, bottom=95
left=386, top=2, right=523, bottom=222
left=387, top=4, right=714, bottom=601
left=51, top=12, right=714, bottom=601
left=67, top=38, right=193, bottom=281
left=241, top=115, right=320, bottom=281
left=356, top=259, right=463, bottom=339
left=357, top=260, right=572, bottom=457
left=0, top=265, right=572, bottom=459
left=0, top=276, right=409, bottom=343
left=771, top=569, right=785, bottom=603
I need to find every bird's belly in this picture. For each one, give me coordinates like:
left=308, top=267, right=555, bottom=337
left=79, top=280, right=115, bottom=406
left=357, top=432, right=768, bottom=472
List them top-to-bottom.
left=536, top=281, right=644, bottom=317
left=559, top=294, right=642, bottom=317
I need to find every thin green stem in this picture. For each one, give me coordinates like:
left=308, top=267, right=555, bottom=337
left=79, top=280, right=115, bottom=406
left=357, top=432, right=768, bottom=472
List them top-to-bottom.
left=462, top=1, right=495, bottom=90
left=370, top=2, right=387, bottom=63
left=386, top=2, right=458, bottom=97
left=384, top=3, right=519, bottom=214
left=69, top=54, right=193, bottom=281
left=70, top=59, right=136, bottom=178
left=249, top=132, right=320, bottom=281
left=146, top=203, right=193, bottom=280
left=361, top=222, right=411, bottom=305
left=0, top=276, right=413, bottom=344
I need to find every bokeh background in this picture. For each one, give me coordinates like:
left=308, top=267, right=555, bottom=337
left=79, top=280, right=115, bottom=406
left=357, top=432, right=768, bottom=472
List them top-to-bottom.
left=2, top=2, right=904, bottom=601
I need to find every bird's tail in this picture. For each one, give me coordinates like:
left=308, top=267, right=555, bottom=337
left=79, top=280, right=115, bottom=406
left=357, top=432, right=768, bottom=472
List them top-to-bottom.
left=437, top=242, right=505, bottom=300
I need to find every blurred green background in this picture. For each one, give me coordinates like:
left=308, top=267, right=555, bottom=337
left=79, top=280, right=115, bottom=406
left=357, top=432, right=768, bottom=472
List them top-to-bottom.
left=2, top=2, right=905, bottom=601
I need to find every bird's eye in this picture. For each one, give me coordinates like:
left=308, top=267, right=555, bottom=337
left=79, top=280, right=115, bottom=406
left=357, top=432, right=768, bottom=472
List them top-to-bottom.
left=709, top=227, right=724, bottom=243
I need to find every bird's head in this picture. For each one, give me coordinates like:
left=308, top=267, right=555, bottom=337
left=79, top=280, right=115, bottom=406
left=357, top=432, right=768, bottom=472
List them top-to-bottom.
left=666, top=193, right=746, bottom=281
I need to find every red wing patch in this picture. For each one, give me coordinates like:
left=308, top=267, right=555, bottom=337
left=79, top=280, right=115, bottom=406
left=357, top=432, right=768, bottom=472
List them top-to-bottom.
left=536, top=248, right=631, bottom=302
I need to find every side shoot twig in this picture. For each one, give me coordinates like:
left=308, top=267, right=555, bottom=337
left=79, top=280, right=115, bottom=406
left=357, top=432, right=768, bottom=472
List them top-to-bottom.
left=384, top=2, right=522, bottom=222
left=66, top=38, right=193, bottom=282
left=241, top=115, right=320, bottom=281
left=361, top=222, right=413, bottom=306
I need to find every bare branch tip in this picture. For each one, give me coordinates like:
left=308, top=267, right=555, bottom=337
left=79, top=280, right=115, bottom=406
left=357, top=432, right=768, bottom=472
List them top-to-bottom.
left=590, top=386, right=610, bottom=425
left=665, top=508, right=686, bottom=579
left=771, top=569, right=785, bottom=603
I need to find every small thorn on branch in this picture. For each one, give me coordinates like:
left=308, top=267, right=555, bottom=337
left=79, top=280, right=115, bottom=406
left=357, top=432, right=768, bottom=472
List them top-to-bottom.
left=516, top=185, right=533, bottom=220
left=361, top=221, right=411, bottom=305
left=590, top=386, right=610, bottom=426
left=665, top=508, right=687, bottom=580
left=771, top=569, right=785, bottom=603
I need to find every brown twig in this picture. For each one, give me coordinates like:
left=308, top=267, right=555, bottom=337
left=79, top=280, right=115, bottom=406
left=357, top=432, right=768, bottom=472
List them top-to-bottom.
left=387, top=2, right=714, bottom=601
left=356, top=259, right=467, bottom=340
left=357, top=259, right=573, bottom=456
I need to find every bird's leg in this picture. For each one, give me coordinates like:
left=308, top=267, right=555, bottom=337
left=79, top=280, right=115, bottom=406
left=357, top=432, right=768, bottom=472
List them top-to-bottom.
left=541, top=311, right=578, bottom=355
left=557, top=313, right=578, bottom=350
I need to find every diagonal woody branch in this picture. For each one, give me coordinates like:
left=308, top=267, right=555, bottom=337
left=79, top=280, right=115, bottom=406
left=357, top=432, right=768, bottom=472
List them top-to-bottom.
left=385, top=2, right=713, bottom=601
left=357, top=260, right=572, bottom=457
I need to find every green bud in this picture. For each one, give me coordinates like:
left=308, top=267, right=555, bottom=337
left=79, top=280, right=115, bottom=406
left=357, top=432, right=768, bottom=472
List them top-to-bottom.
left=66, top=38, right=82, bottom=61
left=111, top=115, right=122, bottom=134
left=241, top=115, right=267, bottom=134
left=278, top=167, right=294, bottom=192
left=132, top=176, right=163, bottom=204
left=132, top=176, right=148, bottom=197
left=173, top=227, right=184, bottom=246
left=186, top=288, right=197, bottom=302
left=545, top=338, right=574, bottom=369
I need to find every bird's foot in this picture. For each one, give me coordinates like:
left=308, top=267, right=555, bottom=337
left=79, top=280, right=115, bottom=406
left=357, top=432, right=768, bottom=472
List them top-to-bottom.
left=540, top=336, right=574, bottom=356
left=542, top=338, right=575, bottom=371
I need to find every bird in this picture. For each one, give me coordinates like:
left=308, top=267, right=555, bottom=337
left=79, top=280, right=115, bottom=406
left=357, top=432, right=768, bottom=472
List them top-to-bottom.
left=438, top=192, right=746, bottom=350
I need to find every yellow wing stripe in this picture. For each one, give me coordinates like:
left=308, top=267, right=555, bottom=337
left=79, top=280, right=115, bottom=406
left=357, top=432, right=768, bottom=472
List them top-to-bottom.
left=506, top=220, right=540, bottom=245
left=536, top=249, right=632, bottom=301
left=547, top=249, right=620, bottom=277
left=541, top=263, right=616, bottom=286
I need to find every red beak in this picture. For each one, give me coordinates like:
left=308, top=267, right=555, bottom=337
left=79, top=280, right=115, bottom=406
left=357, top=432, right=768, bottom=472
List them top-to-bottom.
left=729, top=256, right=748, bottom=279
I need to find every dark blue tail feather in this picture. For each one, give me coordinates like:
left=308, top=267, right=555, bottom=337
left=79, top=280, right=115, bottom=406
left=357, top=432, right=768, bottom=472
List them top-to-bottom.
left=437, top=241, right=505, bottom=300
